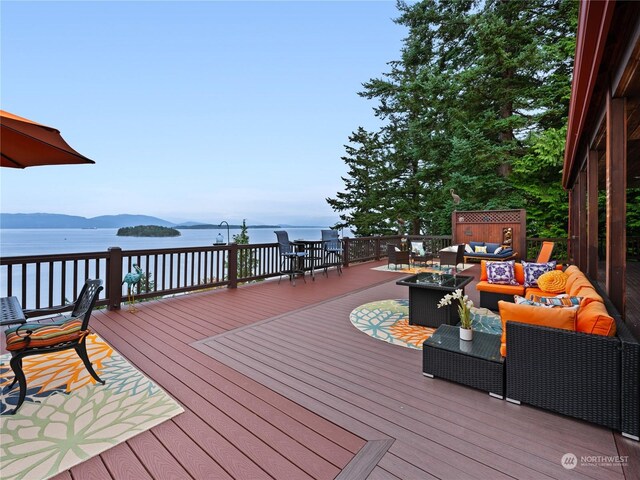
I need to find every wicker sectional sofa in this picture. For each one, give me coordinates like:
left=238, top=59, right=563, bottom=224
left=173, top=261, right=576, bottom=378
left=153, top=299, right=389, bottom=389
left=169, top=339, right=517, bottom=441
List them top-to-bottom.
left=494, top=265, right=640, bottom=440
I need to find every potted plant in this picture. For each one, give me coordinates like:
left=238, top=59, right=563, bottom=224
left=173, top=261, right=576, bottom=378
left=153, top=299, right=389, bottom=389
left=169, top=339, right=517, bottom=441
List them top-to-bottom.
left=437, top=288, right=474, bottom=340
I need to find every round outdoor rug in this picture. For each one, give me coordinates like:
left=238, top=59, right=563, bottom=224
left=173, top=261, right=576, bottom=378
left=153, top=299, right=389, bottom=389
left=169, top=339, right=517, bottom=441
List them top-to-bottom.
left=349, top=299, right=502, bottom=350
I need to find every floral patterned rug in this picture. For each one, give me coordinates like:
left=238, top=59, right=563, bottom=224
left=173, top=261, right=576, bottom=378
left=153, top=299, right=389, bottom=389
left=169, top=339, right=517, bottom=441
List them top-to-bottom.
left=371, top=262, right=473, bottom=275
left=349, top=299, right=502, bottom=349
left=0, top=334, right=184, bottom=480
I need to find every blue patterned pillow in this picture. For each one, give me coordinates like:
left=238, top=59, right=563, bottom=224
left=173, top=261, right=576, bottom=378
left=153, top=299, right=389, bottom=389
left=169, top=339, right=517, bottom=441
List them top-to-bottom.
left=486, top=260, right=518, bottom=285
left=522, top=260, right=557, bottom=287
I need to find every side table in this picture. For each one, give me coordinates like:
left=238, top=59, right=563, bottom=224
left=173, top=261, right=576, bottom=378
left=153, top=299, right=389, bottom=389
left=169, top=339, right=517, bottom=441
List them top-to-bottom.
left=423, top=324, right=504, bottom=398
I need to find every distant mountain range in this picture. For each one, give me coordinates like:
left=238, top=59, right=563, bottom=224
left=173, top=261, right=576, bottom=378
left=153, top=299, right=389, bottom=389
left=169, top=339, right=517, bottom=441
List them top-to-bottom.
left=0, top=213, right=323, bottom=229
left=0, top=213, right=177, bottom=229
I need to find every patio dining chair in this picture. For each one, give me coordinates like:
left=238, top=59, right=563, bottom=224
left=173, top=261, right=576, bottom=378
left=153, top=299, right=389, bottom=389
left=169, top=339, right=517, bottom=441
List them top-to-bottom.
left=321, top=229, right=343, bottom=276
left=275, top=231, right=309, bottom=285
left=3, top=279, right=105, bottom=415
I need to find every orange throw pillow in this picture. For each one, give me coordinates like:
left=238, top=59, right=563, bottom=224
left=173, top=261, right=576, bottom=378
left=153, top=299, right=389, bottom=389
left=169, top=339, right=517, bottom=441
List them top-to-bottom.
left=536, top=270, right=568, bottom=294
left=498, top=301, right=577, bottom=356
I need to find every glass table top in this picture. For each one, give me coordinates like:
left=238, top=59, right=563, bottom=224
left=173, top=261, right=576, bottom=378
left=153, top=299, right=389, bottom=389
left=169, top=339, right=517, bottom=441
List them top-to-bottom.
left=396, top=272, right=472, bottom=289
left=424, top=324, right=503, bottom=362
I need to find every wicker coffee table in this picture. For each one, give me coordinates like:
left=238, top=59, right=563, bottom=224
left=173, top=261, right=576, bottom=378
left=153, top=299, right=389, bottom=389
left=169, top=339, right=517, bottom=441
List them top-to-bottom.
left=396, top=273, right=473, bottom=327
left=423, top=324, right=504, bottom=398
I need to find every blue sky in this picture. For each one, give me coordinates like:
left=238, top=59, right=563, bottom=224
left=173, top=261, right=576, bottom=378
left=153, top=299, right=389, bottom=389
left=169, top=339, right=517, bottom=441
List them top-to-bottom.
left=1, top=1, right=405, bottom=225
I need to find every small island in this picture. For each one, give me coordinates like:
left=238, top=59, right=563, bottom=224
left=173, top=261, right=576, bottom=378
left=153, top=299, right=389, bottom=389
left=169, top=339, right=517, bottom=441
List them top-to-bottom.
left=117, top=225, right=181, bottom=237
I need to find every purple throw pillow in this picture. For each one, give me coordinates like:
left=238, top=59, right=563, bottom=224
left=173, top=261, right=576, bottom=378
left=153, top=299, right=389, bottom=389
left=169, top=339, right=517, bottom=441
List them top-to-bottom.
left=486, top=260, right=518, bottom=285
left=522, top=260, right=557, bottom=287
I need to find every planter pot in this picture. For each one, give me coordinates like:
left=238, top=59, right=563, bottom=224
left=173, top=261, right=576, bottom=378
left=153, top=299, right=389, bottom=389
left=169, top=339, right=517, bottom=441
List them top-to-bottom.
left=459, top=327, right=473, bottom=342
left=459, top=338, right=473, bottom=352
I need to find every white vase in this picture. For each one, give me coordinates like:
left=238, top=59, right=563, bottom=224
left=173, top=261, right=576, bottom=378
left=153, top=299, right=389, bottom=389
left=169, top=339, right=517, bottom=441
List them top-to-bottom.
left=459, top=327, right=473, bottom=341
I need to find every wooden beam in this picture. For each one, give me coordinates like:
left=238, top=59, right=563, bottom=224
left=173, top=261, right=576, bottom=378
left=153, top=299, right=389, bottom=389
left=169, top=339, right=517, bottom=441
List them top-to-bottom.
left=605, top=93, right=627, bottom=316
left=587, top=150, right=599, bottom=279
left=578, top=169, right=588, bottom=271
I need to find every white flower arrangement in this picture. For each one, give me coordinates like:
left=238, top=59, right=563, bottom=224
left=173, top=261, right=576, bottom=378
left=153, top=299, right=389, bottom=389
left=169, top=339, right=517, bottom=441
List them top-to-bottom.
left=437, top=288, right=473, bottom=330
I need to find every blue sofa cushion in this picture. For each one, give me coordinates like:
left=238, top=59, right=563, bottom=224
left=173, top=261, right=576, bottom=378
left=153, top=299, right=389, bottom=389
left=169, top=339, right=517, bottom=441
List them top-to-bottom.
left=469, top=241, right=485, bottom=250
left=486, top=242, right=501, bottom=254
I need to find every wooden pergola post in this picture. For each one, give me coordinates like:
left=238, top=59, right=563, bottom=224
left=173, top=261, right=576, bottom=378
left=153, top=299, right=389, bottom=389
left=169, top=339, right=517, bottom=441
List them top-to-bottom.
left=605, top=92, right=626, bottom=315
left=587, top=150, right=599, bottom=279
left=578, top=169, right=588, bottom=271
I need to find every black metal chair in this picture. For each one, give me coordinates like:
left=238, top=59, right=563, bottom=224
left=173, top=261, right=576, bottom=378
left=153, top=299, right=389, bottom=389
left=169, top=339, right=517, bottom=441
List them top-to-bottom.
left=321, top=229, right=343, bottom=276
left=274, top=231, right=308, bottom=285
left=3, top=279, right=105, bottom=415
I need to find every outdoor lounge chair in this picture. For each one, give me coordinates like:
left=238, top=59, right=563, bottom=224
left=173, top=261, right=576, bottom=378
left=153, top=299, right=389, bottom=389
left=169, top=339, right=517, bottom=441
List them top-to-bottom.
left=536, top=241, right=555, bottom=263
left=387, top=244, right=410, bottom=270
left=3, top=279, right=104, bottom=415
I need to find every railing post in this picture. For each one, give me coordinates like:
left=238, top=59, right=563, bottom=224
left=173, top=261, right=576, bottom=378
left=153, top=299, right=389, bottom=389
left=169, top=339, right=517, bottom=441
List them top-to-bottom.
left=343, top=237, right=350, bottom=267
left=375, top=237, right=381, bottom=260
left=228, top=243, right=238, bottom=288
left=107, top=247, right=122, bottom=310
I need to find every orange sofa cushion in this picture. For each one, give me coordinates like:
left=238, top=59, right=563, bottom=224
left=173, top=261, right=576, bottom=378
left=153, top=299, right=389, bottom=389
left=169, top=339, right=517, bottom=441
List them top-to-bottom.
left=480, top=260, right=488, bottom=281
left=514, top=262, right=525, bottom=285
left=565, top=265, right=581, bottom=276
left=568, top=276, right=594, bottom=296
left=476, top=281, right=524, bottom=295
left=525, top=287, right=547, bottom=298
left=575, top=287, right=604, bottom=306
left=498, top=301, right=577, bottom=356
left=577, top=301, right=616, bottom=336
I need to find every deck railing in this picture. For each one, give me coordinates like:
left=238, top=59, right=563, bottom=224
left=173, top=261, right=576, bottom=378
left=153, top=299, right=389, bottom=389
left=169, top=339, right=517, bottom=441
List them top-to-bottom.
left=2, top=234, right=583, bottom=311
left=1, top=235, right=422, bottom=310
left=525, top=237, right=570, bottom=263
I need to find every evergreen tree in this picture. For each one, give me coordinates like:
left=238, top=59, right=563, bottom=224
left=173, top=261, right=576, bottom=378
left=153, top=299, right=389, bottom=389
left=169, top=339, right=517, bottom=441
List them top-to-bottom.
left=328, top=0, right=578, bottom=237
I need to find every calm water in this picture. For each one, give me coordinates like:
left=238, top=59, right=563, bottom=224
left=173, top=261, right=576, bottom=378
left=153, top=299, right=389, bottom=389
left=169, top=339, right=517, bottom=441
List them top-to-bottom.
left=0, top=227, right=351, bottom=257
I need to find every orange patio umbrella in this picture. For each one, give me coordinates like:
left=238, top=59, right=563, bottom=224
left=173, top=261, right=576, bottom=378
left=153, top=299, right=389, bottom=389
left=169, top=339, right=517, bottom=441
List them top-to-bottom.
left=0, top=110, right=95, bottom=168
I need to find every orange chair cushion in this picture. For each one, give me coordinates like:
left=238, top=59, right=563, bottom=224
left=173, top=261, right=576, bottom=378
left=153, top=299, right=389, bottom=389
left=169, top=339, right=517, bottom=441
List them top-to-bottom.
left=480, top=260, right=488, bottom=281
left=536, top=270, right=568, bottom=293
left=476, top=281, right=525, bottom=295
left=525, top=287, right=547, bottom=298
left=498, top=301, right=577, bottom=356
left=577, top=301, right=616, bottom=336
left=5, top=317, right=84, bottom=351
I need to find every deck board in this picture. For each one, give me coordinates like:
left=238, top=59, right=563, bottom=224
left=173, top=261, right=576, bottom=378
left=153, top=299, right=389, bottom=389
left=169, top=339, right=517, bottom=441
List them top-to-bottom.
left=4, top=260, right=639, bottom=479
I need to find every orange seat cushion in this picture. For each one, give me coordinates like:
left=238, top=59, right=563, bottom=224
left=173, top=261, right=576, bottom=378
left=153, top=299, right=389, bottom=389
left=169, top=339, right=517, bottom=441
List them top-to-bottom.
left=480, top=260, right=488, bottom=281
left=565, top=265, right=581, bottom=276
left=536, top=270, right=568, bottom=293
left=476, top=281, right=525, bottom=295
left=525, top=287, right=547, bottom=298
left=498, top=301, right=577, bottom=356
left=577, top=301, right=616, bottom=336
left=5, top=318, right=84, bottom=351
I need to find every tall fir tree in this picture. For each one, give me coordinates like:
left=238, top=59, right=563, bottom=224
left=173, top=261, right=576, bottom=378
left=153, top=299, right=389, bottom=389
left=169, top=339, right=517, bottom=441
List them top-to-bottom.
left=328, top=0, right=578, bottom=237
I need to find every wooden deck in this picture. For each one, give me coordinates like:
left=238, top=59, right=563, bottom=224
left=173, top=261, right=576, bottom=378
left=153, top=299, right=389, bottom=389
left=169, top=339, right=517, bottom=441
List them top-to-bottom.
left=5, top=261, right=639, bottom=479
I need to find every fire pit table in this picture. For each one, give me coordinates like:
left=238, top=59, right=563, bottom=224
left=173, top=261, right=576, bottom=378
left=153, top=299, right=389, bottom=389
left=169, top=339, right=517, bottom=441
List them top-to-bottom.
left=396, top=272, right=473, bottom=328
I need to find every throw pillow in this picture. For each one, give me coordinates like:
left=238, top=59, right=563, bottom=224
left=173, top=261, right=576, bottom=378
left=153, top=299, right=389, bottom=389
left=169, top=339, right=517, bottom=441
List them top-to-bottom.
left=411, top=241, right=425, bottom=256
left=469, top=241, right=484, bottom=250
left=465, top=244, right=474, bottom=254
left=475, top=245, right=488, bottom=254
left=394, top=246, right=401, bottom=252
left=494, top=246, right=503, bottom=254
left=486, top=260, right=518, bottom=285
left=522, top=260, right=557, bottom=288
left=536, top=270, right=568, bottom=293
left=528, top=294, right=582, bottom=307
left=514, top=295, right=551, bottom=307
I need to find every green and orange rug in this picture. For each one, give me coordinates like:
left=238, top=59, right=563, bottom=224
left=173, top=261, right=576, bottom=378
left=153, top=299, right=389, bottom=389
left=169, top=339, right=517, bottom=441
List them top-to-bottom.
left=349, top=299, right=501, bottom=349
left=0, top=334, right=184, bottom=480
